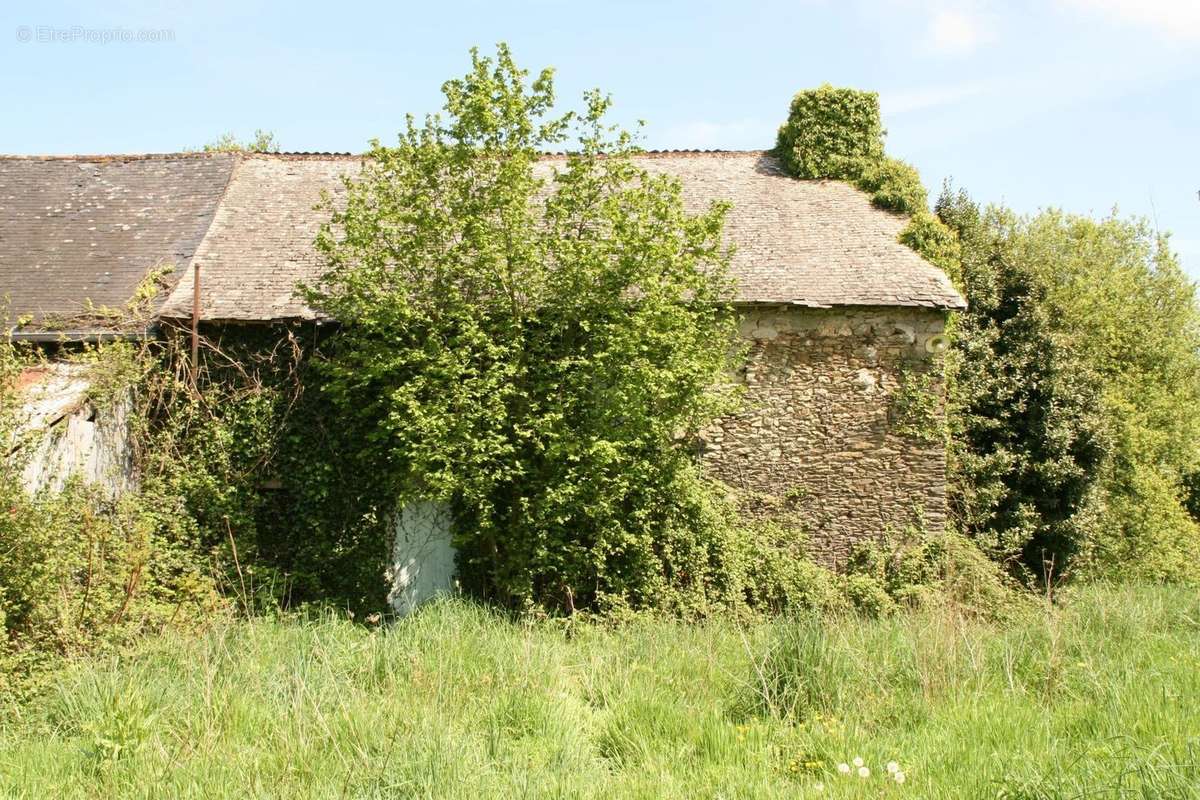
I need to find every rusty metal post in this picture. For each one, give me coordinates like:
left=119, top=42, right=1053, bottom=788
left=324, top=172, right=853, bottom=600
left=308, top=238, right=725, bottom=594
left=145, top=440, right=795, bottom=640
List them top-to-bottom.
left=190, top=262, right=200, bottom=390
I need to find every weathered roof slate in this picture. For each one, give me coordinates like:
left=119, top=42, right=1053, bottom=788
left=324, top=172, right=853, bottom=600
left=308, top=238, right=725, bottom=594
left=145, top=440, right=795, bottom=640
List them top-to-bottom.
left=2, top=150, right=965, bottom=330
left=157, top=151, right=964, bottom=320
left=637, top=153, right=963, bottom=309
left=0, top=154, right=236, bottom=329
left=160, top=155, right=354, bottom=322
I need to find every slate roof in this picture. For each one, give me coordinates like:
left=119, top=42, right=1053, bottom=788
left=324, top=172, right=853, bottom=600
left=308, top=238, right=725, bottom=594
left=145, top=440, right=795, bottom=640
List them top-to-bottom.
left=1, top=150, right=964, bottom=331
left=637, top=152, right=964, bottom=309
left=0, top=154, right=236, bottom=329
left=160, top=155, right=356, bottom=322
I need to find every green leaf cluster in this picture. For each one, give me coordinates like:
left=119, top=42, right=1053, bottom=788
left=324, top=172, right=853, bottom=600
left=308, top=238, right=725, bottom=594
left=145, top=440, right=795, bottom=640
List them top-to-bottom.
left=304, top=45, right=748, bottom=614
left=773, top=83, right=1200, bottom=585
left=773, top=85, right=958, bottom=277
left=774, top=85, right=884, bottom=180
left=194, top=129, right=280, bottom=154
left=938, top=189, right=1200, bottom=582
left=0, top=337, right=227, bottom=696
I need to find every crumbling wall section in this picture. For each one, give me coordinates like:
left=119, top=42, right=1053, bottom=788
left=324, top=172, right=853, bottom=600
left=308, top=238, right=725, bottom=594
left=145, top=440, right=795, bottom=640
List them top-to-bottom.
left=701, top=306, right=950, bottom=566
left=16, top=364, right=134, bottom=496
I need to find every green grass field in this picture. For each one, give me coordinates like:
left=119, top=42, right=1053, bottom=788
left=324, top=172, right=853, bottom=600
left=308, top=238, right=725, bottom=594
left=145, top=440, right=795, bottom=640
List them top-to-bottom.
left=1, top=583, right=1198, bottom=799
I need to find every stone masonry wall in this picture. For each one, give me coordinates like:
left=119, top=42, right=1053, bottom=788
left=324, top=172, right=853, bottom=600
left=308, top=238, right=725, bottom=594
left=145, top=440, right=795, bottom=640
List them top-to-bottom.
left=701, top=306, right=950, bottom=567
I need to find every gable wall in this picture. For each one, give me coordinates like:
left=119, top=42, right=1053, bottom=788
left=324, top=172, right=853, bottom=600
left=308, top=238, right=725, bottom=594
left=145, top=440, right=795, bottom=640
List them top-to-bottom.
left=702, top=305, right=950, bottom=566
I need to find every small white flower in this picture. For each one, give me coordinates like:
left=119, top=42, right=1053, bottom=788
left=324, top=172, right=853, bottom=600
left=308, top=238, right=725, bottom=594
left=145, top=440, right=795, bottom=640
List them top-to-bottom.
left=852, top=756, right=864, bottom=768
left=887, top=761, right=900, bottom=774
left=837, top=763, right=851, bottom=774
left=857, top=766, right=870, bottom=778
left=894, top=771, right=906, bottom=784
left=813, top=782, right=825, bottom=792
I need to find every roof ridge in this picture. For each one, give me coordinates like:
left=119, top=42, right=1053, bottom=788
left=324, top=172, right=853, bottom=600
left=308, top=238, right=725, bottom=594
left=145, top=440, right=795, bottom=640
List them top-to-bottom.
left=2, top=147, right=967, bottom=328
left=0, top=148, right=772, bottom=162
left=541, top=148, right=768, bottom=158
left=0, top=152, right=241, bottom=162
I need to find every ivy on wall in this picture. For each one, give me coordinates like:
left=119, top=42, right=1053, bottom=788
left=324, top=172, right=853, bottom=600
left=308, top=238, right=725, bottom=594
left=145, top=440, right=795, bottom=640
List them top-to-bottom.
left=775, top=86, right=885, bottom=180
left=888, top=368, right=943, bottom=443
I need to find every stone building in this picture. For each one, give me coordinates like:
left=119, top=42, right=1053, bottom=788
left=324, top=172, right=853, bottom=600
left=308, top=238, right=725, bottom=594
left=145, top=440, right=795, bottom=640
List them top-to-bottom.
left=1, top=150, right=964, bottom=593
left=705, top=305, right=952, bottom=566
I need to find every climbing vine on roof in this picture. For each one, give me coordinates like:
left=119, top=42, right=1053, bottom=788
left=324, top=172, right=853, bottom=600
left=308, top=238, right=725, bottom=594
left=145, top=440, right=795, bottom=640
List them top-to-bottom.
left=774, top=84, right=960, bottom=280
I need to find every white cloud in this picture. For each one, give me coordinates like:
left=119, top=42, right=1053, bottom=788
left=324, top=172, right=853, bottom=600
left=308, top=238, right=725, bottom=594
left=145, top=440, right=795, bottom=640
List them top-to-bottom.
left=1058, top=0, right=1200, bottom=42
left=924, top=8, right=993, bottom=55
left=880, top=82, right=989, bottom=114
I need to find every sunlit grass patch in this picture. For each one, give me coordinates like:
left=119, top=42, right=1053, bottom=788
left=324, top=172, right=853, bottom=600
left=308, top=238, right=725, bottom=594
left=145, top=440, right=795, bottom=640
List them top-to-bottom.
left=1, top=584, right=1197, bottom=799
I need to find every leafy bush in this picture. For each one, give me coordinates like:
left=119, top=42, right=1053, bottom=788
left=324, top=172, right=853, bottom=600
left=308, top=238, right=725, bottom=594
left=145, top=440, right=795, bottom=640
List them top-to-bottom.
left=304, top=45, right=746, bottom=615
left=774, top=84, right=884, bottom=180
left=774, top=84, right=1200, bottom=585
left=193, top=129, right=279, bottom=153
left=855, top=156, right=928, bottom=216
left=938, top=190, right=1200, bottom=583
left=937, top=192, right=1110, bottom=579
left=898, top=209, right=962, bottom=278
left=1025, top=212, right=1200, bottom=581
left=0, top=337, right=227, bottom=695
left=0, top=480, right=223, bottom=693
left=721, top=497, right=1018, bottom=621
left=731, top=517, right=846, bottom=614
left=839, top=525, right=1018, bottom=619
left=842, top=574, right=895, bottom=618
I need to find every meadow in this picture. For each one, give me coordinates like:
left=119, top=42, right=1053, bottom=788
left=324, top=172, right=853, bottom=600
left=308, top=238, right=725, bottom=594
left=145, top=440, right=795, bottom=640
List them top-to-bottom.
left=1, top=583, right=1197, bottom=799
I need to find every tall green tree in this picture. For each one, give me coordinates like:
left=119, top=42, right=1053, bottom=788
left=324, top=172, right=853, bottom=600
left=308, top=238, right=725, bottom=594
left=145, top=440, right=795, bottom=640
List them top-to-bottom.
left=305, top=45, right=744, bottom=613
left=940, top=188, right=1200, bottom=582
left=939, top=190, right=1108, bottom=580
left=1023, top=211, right=1200, bottom=580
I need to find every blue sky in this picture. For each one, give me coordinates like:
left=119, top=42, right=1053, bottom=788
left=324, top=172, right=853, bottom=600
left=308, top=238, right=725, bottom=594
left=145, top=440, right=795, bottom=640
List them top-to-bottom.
left=3, top=0, right=1198, bottom=274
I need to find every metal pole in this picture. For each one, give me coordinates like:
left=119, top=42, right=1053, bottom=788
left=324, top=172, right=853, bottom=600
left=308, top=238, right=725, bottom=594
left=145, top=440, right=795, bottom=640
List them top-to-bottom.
left=191, top=262, right=200, bottom=389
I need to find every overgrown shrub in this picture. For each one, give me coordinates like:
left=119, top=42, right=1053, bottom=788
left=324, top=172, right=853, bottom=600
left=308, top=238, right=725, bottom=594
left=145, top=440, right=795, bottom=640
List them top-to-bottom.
left=304, top=45, right=747, bottom=615
left=774, top=83, right=1200, bottom=585
left=774, top=85, right=884, bottom=180
left=855, top=156, right=927, bottom=216
left=938, top=190, right=1200, bottom=583
left=937, top=192, right=1110, bottom=579
left=897, top=209, right=962, bottom=279
left=1022, top=212, right=1200, bottom=582
left=0, top=336, right=229, bottom=694
left=0, top=480, right=223, bottom=693
left=727, top=497, right=1017, bottom=621
left=731, top=511, right=845, bottom=615
left=841, top=525, right=1018, bottom=619
left=741, top=543, right=845, bottom=615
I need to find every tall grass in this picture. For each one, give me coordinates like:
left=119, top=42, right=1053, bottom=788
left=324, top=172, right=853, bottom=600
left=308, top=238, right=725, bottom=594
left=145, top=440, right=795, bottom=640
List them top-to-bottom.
left=1, top=583, right=1197, bottom=799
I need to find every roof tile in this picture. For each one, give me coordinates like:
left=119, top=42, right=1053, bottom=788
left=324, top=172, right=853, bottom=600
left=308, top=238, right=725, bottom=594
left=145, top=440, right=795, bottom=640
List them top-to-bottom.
left=0, top=150, right=966, bottom=330
left=159, top=151, right=964, bottom=319
left=0, top=154, right=236, bottom=327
